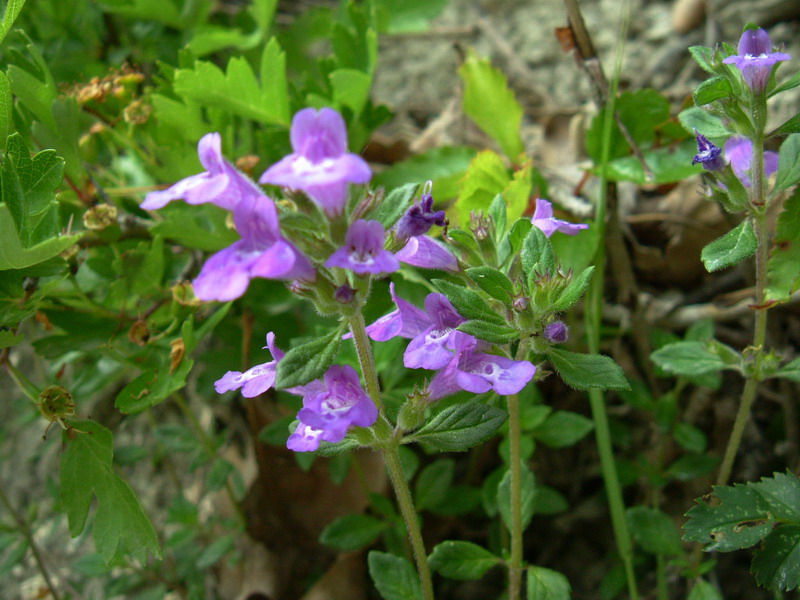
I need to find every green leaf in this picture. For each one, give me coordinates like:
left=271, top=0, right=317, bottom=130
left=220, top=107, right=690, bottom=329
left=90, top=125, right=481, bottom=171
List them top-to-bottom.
left=0, top=0, right=27, bottom=45
left=375, top=0, right=448, bottom=33
left=174, top=39, right=289, bottom=126
left=688, top=46, right=716, bottom=74
left=459, top=49, right=524, bottom=159
left=330, top=68, right=371, bottom=116
left=771, top=70, right=800, bottom=96
left=0, top=72, right=11, bottom=149
left=693, top=76, right=732, bottom=105
left=678, top=107, right=729, bottom=139
left=773, top=113, right=800, bottom=136
left=775, top=134, right=800, bottom=191
left=372, top=146, right=476, bottom=199
left=452, top=150, right=511, bottom=228
left=369, top=183, right=419, bottom=229
left=767, top=188, right=800, bottom=302
left=488, top=194, right=508, bottom=239
left=0, top=204, right=79, bottom=270
left=498, top=217, right=532, bottom=266
left=700, top=219, right=757, bottom=272
left=520, top=225, right=555, bottom=279
left=465, top=266, right=514, bottom=304
left=551, top=266, right=595, bottom=312
left=432, top=279, right=505, bottom=325
left=457, top=320, right=518, bottom=344
left=275, top=327, right=343, bottom=389
left=0, top=329, right=23, bottom=348
left=650, top=341, right=726, bottom=376
left=547, top=348, right=630, bottom=391
left=773, top=357, right=800, bottom=382
left=115, top=359, right=194, bottom=414
left=408, top=402, right=507, bottom=452
left=532, top=411, right=594, bottom=448
left=60, top=420, right=160, bottom=562
left=673, top=422, right=707, bottom=453
left=415, top=458, right=454, bottom=510
left=498, top=463, right=536, bottom=532
left=752, top=471, right=800, bottom=522
left=683, top=483, right=775, bottom=551
left=533, top=485, right=569, bottom=515
left=627, top=506, right=683, bottom=556
left=320, top=514, right=386, bottom=551
left=752, top=524, right=800, bottom=591
left=196, top=534, right=235, bottom=569
left=428, top=541, right=499, bottom=580
left=368, top=551, right=422, bottom=600
left=527, top=566, right=572, bottom=600
left=687, top=580, right=723, bottom=600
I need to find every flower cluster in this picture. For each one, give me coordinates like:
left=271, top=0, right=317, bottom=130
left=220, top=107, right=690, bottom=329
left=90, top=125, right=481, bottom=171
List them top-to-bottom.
left=692, top=133, right=779, bottom=188
left=364, top=284, right=536, bottom=400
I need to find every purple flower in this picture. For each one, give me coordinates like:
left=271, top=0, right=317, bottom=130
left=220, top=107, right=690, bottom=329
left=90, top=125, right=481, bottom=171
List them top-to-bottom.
left=723, top=28, right=790, bottom=92
left=259, top=108, right=372, bottom=216
left=692, top=132, right=725, bottom=171
left=142, top=133, right=261, bottom=212
left=724, top=136, right=779, bottom=188
left=394, top=183, right=447, bottom=243
left=193, top=194, right=315, bottom=301
left=531, top=199, right=588, bottom=237
left=325, top=220, right=399, bottom=275
left=395, top=235, right=459, bottom=272
left=363, top=282, right=431, bottom=342
left=544, top=321, right=569, bottom=344
left=215, top=332, right=284, bottom=397
left=427, top=332, right=535, bottom=400
left=287, top=365, right=378, bottom=452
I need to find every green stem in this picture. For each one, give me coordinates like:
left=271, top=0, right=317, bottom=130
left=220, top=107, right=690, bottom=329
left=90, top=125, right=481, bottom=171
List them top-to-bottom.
left=715, top=92, right=771, bottom=487
left=346, top=313, right=434, bottom=600
left=507, top=392, right=524, bottom=600
left=0, top=486, right=61, bottom=600
left=656, top=554, right=668, bottom=600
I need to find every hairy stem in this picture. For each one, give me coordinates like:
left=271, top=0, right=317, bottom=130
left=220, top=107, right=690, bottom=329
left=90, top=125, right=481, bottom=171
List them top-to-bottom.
left=716, top=93, right=771, bottom=487
left=347, top=313, right=434, bottom=600
left=507, top=391, right=524, bottom=600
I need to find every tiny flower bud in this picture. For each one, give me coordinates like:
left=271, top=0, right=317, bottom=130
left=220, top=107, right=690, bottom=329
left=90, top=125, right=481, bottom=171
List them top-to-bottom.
left=692, top=132, right=725, bottom=172
left=394, top=181, right=446, bottom=243
left=83, top=203, right=118, bottom=230
left=469, top=211, right=491, bottom=241
left=334, top=285, right=356, bottom=304
left=512, top=296, right=529, bottom=311
left=544, top=321, right=569, bottom=343
left=37, top=385, right=75, bottom=423
left=398, top=385, right=431, bottom=431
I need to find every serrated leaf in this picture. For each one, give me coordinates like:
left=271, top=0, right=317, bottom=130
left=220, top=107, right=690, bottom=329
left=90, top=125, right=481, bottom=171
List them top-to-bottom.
left=174, top=39, right=289, bottom=126
left=688, top=46, right=716, bottom=74
left=459, top=49, right=524, bottom=160
left=693, top=76, right=732, bottom=105
left=678, top=107, right=729, bottom=139
left=776, top=134, right=800, bottom=191
left=372, top=146, right=476, bottom=199
left=453, top=150, right=509, bottom=228
left=369, top=183, right=419, bottom=229
left=767, top=188, right=800, bottom=301
left=0, top=204, right=79, bottom=270
left=701, top=219, right=757, bottom=272
left=520, top=225, right=555, bottom=279
left=465, top=266, right=514, bottom=304
left=551, top=266, right=595, bottom=312
left=432, top=279, right=504, bottom=325
left=457, top=320, right=518, bottom=344
left=275, top=327, right=342, bottom=389
left=650, top=341, right=727, bottom=376
left=547, top=348, right=630, bottom=391
left=409, top=402, right=507, bottom=451
left=532, top=411, right=594, bottom=448
left=60, top=420, right=160, bottom=563
left=415, top=459, right=454, bottom=510
left=498, top=463, right=536, bottom=533
left=752, top=471, right=800, bottom=522
left=683, top=483, right=774, bottom=551
left=627, top=506, right=683, bottom=556
left=320, top=514, right=386, bottom=551
left=752, top=524, right=800, bottom=591
left=428, top=541, right=499, bottom=580
left=368, top=551, right=422, bottom=600
left=527, top=565, right=571, bottom=600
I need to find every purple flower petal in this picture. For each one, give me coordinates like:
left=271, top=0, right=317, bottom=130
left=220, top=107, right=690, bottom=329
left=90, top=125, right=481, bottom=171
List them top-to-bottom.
left=722, top=28, right=790, bottom=92
left=290, top=107, right=348, bottom=161
left=724, top=136, right=779, bottom=187
left=531, top=199, right=588, bottom=237
left=325, top=220, right=399, bottom=275
left=396, top=236, right=458, bottom=272
left=364, top=283, right=431, bottom=342
left=404, top=325, right=459, bottom=370
left=215, top=332, right=285, bottom=397
left=459, top=353, right=536, bottom=395
left=287, top=421, right=325, bottom=452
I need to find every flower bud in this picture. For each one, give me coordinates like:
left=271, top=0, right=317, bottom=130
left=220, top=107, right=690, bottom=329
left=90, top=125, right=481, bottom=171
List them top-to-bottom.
left=334, top=285, right=356, bottom=304
left=544, top=321, right=569, bottom=343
